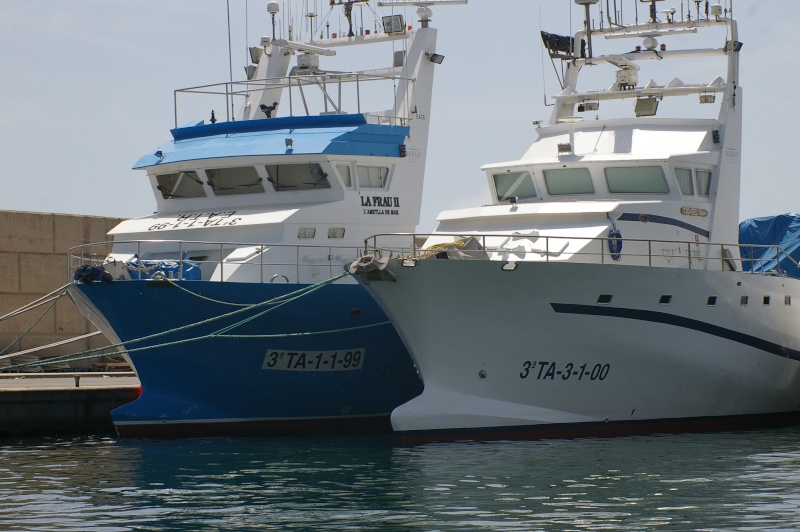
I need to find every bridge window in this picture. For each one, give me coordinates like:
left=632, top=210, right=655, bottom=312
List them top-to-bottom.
left=266, top=163, right=330, bottom=191
left=337, top=164, right=353, bottom=188
left=206, top=166, right=265, bottom=195
left=357, top=166, right=389, bottom=188
left=605, top=166, right=669, bottom=194
left=543, top=167, right=594, bottom=195
left=675, top=168, right=694, bottom=195
left=696, top=169, right=712, bottom=196
left=155, top=171, right=206, bottom=199
left=493, top=171, right=537, bottom=201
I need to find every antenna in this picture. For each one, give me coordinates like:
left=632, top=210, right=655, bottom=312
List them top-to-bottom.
left=226, top=0, right=234, bottom=120
left=377, top=0, right=468, bottom=7
left=574, top=0, right=599, bottom=60
left=639, top=0, right=666, bottom=23
left=268, top=1, right=280, bottom=41
left=306, top=10, right=318, bottom=38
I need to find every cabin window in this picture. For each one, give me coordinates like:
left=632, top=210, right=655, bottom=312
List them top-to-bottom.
left=266, top=163, right=330, bottom=191
left=337, top=164, right=353, bottom=188
left=206, top=166, right=265, bottom=195
left=357, top=166, right=389, bottom=188
left=605, top=166, right=669, bottom=194
left=543, top=167, right=594, bottom=195
left=675, top=168, right=694, bottom=195
left=696, top=169, right=712, bottom=196
left=155, top=171, right=206, bottom=199
left=493, top=171, right=537, bottom=201
left=298, top=228, right=316, bottom=239
left=328, top=228, right=345, bottom=239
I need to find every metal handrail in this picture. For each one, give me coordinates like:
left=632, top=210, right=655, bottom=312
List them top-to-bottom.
left=173, top=72, right=415, bottom=127
left=361, top=232, right=800, bottom=277
left=67, top=239, right=364, bottom=284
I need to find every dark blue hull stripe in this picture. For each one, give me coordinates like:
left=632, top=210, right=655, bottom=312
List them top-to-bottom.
left=618, top=212, right=710, bottom=238
left=550, top=303, right=800, bottom=361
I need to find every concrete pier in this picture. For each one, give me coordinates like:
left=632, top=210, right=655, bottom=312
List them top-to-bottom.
left=0, top=373, right=140, bottom=437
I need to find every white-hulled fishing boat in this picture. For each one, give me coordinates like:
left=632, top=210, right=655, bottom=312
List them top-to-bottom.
left=352, top=0, right=800, bottom=443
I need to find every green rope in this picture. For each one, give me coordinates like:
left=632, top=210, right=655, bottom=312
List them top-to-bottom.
left=1, top=272, right=351, bottom=372
left=209, top=272, right=349, bottom=335
left=161, top=279, right=257, bottom=306
left=5, top=318, right=392, bottom=371
left=212, top=320, right=392, bottom=338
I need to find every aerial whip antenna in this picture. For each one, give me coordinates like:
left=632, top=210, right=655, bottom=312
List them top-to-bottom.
left=574, top=0, right=599, bottom=60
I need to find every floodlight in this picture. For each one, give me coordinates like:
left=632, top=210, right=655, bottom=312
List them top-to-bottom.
left=426, top=52, right=445, bottom=64
left=634, top=97, right=659, bottom=117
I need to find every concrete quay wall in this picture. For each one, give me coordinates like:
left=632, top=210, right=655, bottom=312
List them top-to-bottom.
left=0, top=210, right=125, bottom=366
left=0, top=379, right=141, bottom=437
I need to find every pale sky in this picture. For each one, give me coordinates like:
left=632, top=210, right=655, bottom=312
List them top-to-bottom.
left=1, top=1, right=796, bottom=232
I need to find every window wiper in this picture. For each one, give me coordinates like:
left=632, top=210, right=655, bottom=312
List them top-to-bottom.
left=305, top=170, right=329, bottom=186
left=181, top=172, right=203, bottom=185
left=239, top=177, right=263, bottom=188
left=206, top=181, right=234, bottom=191
left=157, top=185, right=183, bottom=198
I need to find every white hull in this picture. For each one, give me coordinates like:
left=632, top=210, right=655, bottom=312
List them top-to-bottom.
left=365, top=260, right=800, bottom=440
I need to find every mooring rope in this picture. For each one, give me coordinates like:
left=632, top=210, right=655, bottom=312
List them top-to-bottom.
left=1, top=272, right=358, bottom=372
left=157, top=274, right=322, bottom=307
left=0, top=283, right=71, bottom=322
left=0, top=286, right=69, bottom=357
left=213, top=320, right=392, bottom=339
left=0, top=331, right=103, bottom=363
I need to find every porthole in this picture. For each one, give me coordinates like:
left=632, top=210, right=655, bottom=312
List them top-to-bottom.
left=597, top=294, right=613, bottom=305
left=659, top=295, right=672, bottom=305
left=707, top=296, right=717, bottom=306
left=740, top=296, right=748, bottom=306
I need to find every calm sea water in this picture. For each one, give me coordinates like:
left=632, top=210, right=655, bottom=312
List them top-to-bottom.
left=2, top=426, right=800, bottom=531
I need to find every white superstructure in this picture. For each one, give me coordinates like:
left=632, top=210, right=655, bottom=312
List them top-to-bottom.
left=77, top=1, right=461, bottom=283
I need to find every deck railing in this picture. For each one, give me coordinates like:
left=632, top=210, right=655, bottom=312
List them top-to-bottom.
left=174, top=72, right=414, bottom=128
left=362, top=233, right=800, bottom=276
left=68, top=234, right=800, bottom=283
left=67, top=240, right=364, bottom=284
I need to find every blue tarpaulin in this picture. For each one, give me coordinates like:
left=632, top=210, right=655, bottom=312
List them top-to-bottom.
left=739, top=213, right=800, bottom=277
left=126, top=257, right=202, bottom=280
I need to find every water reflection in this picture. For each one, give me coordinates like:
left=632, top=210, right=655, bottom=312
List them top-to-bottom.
left=1, top=428, right=800, bottom=530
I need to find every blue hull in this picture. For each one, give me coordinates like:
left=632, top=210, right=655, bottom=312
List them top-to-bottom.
left=72, top=280, right=422, bottom=438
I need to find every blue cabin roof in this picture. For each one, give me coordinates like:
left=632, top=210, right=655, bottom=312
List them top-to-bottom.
left=133, top=114, right=410, bottom=169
